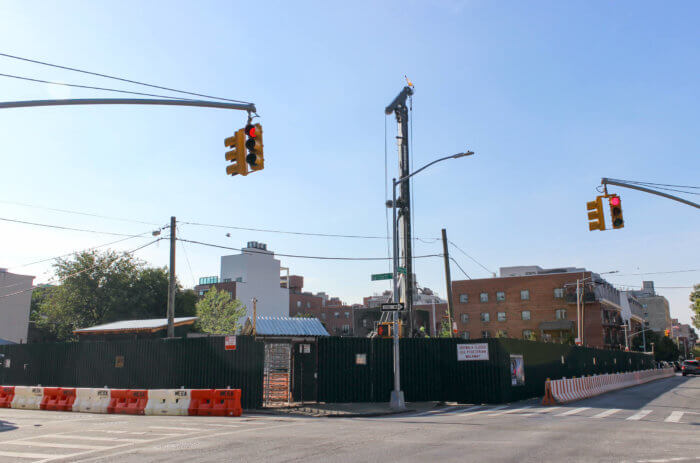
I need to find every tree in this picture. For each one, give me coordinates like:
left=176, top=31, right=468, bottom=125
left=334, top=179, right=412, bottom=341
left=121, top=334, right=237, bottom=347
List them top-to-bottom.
left=33, top=249, right=192, bottom=341
left=690, top=284, right=700, bottom=330
left=195, top=287, right=246, bottom=334
left=654, top=336, right=680, bottom=362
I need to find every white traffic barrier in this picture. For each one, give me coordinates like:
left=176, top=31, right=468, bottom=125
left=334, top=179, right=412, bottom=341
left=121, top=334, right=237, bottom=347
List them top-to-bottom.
left=543, top=368, right=674, bottom=405
left=11, top=386, right=44, bottom=410
left=72, top=388, right=111, bottom=413
left=144, top=389, right=191, bottom=416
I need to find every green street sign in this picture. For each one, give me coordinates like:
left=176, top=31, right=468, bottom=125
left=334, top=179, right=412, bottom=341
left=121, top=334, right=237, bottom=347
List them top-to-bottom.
left=398, top=267, right=406, bottom=275
left=371, top=273, right=393, bottom=281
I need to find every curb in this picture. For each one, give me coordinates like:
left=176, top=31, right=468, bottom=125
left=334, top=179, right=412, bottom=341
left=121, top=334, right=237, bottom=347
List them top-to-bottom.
left=246, top=407, right=417, bottom=418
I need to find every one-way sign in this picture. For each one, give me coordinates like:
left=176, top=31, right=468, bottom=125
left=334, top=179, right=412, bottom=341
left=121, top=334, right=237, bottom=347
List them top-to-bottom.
left=381, top=303, right=404, bottom=312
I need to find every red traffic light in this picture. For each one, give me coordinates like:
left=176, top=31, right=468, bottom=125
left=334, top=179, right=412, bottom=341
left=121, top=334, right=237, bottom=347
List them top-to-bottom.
left=245, top=124, right=256, bottom=138
left=610, top=196, right=620, bottom=207
left=377, top=325, right=385, bottom=336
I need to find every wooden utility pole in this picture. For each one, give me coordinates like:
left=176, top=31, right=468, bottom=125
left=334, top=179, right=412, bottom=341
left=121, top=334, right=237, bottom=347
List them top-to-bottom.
left=167, top=216, right=176, bottom=338
left=441, top=228, right=455, bottom=338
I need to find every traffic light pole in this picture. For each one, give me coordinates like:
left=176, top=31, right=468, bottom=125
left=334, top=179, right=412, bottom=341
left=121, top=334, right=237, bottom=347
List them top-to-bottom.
left=0, top=98, right=256, bottom=113
left=601, top=178, right=700, bottom=209
left=390, top=179, right=405, bottom=410
left=167, top=216, right=176, bottom=338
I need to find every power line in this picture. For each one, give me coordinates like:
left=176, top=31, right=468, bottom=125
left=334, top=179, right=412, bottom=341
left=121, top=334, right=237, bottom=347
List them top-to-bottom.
left=0, top=52, right=251, bottom=104
left=0, top=72, right=195, bottom=100
left=624, top=180, right=700, bottom=190
left=0, top=199, right=161, bottom=226
left=0, top=216, right=152, bottom=237
left=179, top=220, right=441, bottom=242
left=176, top=226, right=196, bottom=288
left=177, top=237, right=443, bottom=261
left=0, top=238, right=162, bottom=299
left=448, top=241, right=495, bottom=276
left=449, top=257, right=471, bottom=280
left=606, top=269, right=700, bottom=277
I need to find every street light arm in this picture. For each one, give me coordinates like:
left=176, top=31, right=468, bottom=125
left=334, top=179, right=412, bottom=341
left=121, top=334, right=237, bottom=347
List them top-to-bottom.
left=395, top=151, right=474, bottom=186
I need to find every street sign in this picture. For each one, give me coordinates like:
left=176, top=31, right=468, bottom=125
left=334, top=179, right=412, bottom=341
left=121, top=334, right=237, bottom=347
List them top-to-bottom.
left=398, top=267, right=406, bottom=275
left=371, top=273, right=392, bottom=281
left=381, top=303, right=403, bottom=312
left=225, top=336, right=237, bottom=351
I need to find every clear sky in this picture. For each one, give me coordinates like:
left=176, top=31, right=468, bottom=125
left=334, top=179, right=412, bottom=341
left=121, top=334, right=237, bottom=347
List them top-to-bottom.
left=1, top=1, right=698, bottom=326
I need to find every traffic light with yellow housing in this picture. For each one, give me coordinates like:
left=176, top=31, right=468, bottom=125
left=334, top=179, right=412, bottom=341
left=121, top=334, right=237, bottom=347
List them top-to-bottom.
left=245, top=123, right=264, bottom=172
left=225, top=129, right=248, bottom=176
left=608, top=194, right=624, bottom=229
left=587, top=196, right=606, bottom=231
left=376, top=322, right=393, bottom=338
left=664, top=329, right=670, bottom=337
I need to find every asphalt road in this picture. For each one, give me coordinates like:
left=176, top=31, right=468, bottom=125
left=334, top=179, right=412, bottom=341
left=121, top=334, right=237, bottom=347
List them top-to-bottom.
left=0, top=374, right=698, bottom=463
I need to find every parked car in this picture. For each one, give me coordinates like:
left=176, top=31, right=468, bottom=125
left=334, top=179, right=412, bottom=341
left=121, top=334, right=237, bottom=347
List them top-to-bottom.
left=681, top=360, right=700, bottom=376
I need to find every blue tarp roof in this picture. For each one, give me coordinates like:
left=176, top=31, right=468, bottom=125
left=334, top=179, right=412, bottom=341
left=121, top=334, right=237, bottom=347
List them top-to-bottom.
left=251, top=316, right=329, bottom=337
left=0, top=338, right=16, bottom=345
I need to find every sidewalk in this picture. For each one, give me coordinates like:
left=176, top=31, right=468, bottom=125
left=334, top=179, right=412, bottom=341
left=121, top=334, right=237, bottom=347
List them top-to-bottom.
left=248, top=401, right=443, bottom=418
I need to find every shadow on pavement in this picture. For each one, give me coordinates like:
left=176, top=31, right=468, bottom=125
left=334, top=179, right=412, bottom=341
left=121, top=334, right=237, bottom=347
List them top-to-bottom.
left=575, top=375, right=700, bottom=411
left=0, top=419, right=18, bottom=432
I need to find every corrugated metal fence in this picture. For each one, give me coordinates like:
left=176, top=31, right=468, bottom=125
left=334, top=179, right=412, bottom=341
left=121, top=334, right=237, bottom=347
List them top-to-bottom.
left=0, top=336, right=264, bottom=409
left=317, top=337, right=656, bottom=404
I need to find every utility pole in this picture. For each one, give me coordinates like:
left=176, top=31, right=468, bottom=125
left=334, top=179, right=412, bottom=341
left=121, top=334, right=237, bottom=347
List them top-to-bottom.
left=386, top=85, right=415, bottom=337
left=167, top=216, right=176, bottom=338
left=441, top=229, right=455, bottom=338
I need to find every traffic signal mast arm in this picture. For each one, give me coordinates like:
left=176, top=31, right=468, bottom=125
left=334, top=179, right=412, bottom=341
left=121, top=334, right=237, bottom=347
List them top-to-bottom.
left=602, top=178, right=700, bottom=209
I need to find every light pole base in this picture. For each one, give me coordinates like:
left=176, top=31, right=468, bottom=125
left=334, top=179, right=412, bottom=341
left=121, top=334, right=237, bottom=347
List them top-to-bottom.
left=390, top=390, right=406, bottom=410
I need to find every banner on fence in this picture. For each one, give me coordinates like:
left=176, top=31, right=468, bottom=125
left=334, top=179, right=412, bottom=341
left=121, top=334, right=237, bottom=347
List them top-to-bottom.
left=457, top=343, right=489, bottom=361
left=510, top=354, right=525, bottom=386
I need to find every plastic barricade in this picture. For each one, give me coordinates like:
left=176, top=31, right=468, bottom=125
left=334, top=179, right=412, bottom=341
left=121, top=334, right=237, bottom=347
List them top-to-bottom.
left=0, top=386, right=15, bottom=408
left=11, top=386, right=44, bottom=410
left=73, top=388, right=111, bottom=414
left=107, top=389, right=148, bottom=415
left=145, top=389, right=191, bottom=416
left=188, top=389, right=242, bottom=417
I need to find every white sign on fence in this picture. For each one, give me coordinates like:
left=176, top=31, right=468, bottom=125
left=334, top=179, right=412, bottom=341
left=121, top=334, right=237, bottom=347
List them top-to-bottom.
left=457, top=343, right=489, bottom=361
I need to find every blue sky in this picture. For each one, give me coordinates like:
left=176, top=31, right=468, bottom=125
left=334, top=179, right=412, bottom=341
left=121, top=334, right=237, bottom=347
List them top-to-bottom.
left=1, top=1, right=698, bottom=326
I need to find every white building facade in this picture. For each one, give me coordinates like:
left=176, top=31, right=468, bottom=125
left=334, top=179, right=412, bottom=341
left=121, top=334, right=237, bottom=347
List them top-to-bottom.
left=220, top=242, right=289, bottom=319
left=0, top=268, right=34, bottom=343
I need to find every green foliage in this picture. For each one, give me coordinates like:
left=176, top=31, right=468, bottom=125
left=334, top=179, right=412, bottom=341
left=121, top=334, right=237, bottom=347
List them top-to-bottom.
left=32, top=250, right=191, bottom=341
left=690, top=284, right=700, bottom=330
left=195, top=287, right=246, bottom=335
left=292, top=312, right=315, bottom=318
left=438, top=313, right=452, bottom=338
left=654, top=336, right=680, bottom=362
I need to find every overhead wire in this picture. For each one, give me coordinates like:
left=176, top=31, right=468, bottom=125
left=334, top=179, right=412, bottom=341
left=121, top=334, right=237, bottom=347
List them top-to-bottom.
left=0, top=52, right=251, bottom=104
left=0, top=72, right=198, bottom=100
left=622, top=180, right=700, bottom=190
left=0, top=199, right=161, bottom=226
left=0, top=216, right=156, bottom=237
left=176, top=225, right=197, bottom=288
left=177, top=237, right=443, bottom=261
left=0, top=238, right=162, bottom=299
left=448, top=240, right=495, bottom=276
left=449, top=257, right=471, bottom=280
left=605, top=269, right=699, bottom=276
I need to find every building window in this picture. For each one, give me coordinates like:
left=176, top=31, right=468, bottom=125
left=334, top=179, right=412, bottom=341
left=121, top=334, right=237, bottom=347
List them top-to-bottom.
left=223, top=278, right=231, bottom=283
left=554, top=288, right=564, bottom=298
left=520, top=290, right=530, bottom=300
left=496, top=291, right=505, bottom=301
left=480, top=292, right=489, bottom=303
left=459, top=294, right=469, bottom=303
left=296, top=301, right=302, bottom=308
left=306, top=302, right=311, bottom=309
left=555, top=309, right=567, bottom=320
left=521, top=310, right=531, bottom=320
left=345, top=311, right=350, bottom=319
left=334, top=312, right=339, bottom=318
left=480, top=312, right=490, bottom=322
left=497, top=312, right=506, bottom=322
left=321, top=313, right=326, bottom=320
left=460, top=313, right=469, bottom=323
left=362, top=319, right=368, bottom=328
left=342, top=325, right=350, bottom=335
left=523, top=329, right=533, bottom=339
left=481, top=330, right=491, bottom=338
left=496, top=330, right=507, bottom=338
left=461, top=331, right=470, bottom=340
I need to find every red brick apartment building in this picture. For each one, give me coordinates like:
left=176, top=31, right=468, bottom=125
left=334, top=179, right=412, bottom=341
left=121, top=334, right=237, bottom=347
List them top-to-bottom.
left=452, top=265, right=628, bottom=349
left=288, top=276, right=355, bottom=336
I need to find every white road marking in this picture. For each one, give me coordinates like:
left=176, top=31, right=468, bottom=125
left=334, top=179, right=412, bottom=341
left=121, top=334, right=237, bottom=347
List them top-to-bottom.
left=465, top=405, right=507, bottom=416
left=441, top=406, right=484, bottom=415
left=488, top=406, right=533, bottom=416
left=556, top=407, right=590, bottom=416
left=592, top=409, right=622, bottom=418
left=626, top=409, right=653, bottom=421
left=664, top=411, right=685, bottom=423
left=198, top=423, right=240, bottom=428
left=148, top=425, right=204, bottom=431
left=45, top=434, right=151, bottom=442
left=8, top=441, right=112, bottom=450
left=0, top=450, right=58, bottom=459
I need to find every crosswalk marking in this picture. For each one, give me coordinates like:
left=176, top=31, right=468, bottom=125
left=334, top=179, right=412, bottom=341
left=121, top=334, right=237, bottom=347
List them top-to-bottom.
left=488, top=406, right=533, bottom=416
left=522, top=406, right=561, bottom=415
left=557, top=407, right=590, bottom=416
left=592, top=409, right=622, bottom=418
left=626, top=410, right=653, bottom=421
left=664, top=411, right=685, bottom=423
left=149, top=425, right=203, bottom=431
left=47, top=433, right=150, bottom=442
left=8, top=440, right=112, bottom=450
left=0, top=450, right=58, bottom=459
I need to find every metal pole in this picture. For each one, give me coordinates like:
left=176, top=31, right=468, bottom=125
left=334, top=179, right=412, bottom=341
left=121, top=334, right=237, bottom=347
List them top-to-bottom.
left=0, top=98, right=256, bottom=113
left=602, top=178, right=700, bottom=209
left=390, top=180, right=405, bottom=410
left=167, top=216, right=176, bottom=338
left=441, top=229, right=455, bottom=338
left=576, top=280, right=581, bottom=344
left=252, top=298, right=257, bottom=335
left=431, top=300, right=436, bottom=337
left=624, top=324, right=629, bottom=351
left=642, top=326, right=647, bottom=353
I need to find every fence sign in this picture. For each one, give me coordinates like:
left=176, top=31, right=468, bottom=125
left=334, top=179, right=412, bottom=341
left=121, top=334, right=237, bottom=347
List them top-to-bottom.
left=225, top=336, right=237, bottom=351
left=457, top=343, right=489, bottom=361
left=355, top=353, right=367, bottom=365
left=510, top=354, right=525, bottom=386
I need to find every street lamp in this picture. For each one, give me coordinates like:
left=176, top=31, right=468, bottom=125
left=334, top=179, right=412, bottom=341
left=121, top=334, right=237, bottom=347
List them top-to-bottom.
left=387, top=150, right=474, bottom=410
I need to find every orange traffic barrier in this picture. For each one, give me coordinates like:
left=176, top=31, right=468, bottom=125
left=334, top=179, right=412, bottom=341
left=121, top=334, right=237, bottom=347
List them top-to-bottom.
left=541, top=379, right=555, bottom=405
left=0, top=386, right=14, bottom=408
left=41, top=387, right=76, bottom=411
left=107, top=389, right=148, bottom=415
left=188, top=389, right=242, bottom=417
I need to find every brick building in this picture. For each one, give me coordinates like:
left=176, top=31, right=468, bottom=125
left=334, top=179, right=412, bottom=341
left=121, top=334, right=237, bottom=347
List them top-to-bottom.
left=452, top=265, right=628, bottom=349
left=287, top=275, right=355, bottom=336
left=628, top=281, right=672, bottom=334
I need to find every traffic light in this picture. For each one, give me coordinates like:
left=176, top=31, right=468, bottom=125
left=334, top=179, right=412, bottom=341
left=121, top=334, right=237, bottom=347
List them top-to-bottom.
left=244, top=123, right=264, bottom=172
left=224, top=129, right=248, bottom=176
left=608, top=194, right=624, bottom=229
left=587, top=196, right=606, bottom=231
left=376, top=322, right=393, bottom=338
left=664, top=329, right=670, bottom=337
